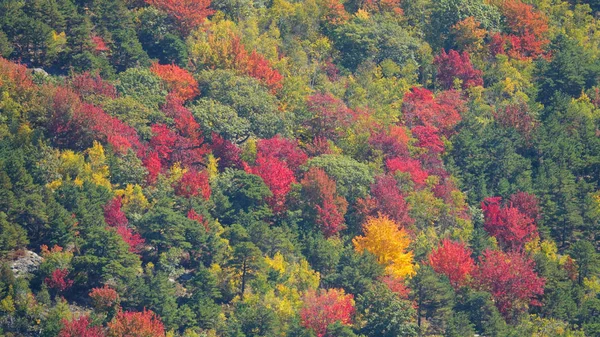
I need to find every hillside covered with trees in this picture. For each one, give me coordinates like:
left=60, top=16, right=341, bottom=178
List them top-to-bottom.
left=0, top=0, right=600, bottom=336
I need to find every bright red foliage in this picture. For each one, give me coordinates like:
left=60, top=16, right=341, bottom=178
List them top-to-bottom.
left=146, top=0, right=214, bottom=35
left=434, top=49, right=483, bottom=90
left=247, top=50, right=284, bottom=92
left=150, top=63, right=199, bottom=101
left=402, top=88, right=465, bottom=134
left=305, top=93, right=353, bottom=140
left=149, top=98, right=209, bottom=170
left=74, top=103, right=143, bottom=154
left=149, top=124, right=177, bottom=164
left=412, top=126, right=445, bottom=153
left=257, top=136, right=308, bottom=173
left=143, top=151, right=162, bottom=184
left=245, top=154, right=296, bottom=214
left=386, top=157, right=428, bottom=187
left=301, top=167, right=348, bottom=237
left=174, top=170, right=211, bottom=200
left=369, top=175, right=414, bottom=226
left=481, top=196, right=538, bottom=249
left=103, top=197, right=145, bottom=253
left=104, top=197, right=128, bottom=227
left=115, top=226, right=145, bottom=253
left=429, top=239, right=475, bottom=289
left=474, top=249, right=545, bottom=317
left=45, top=269, right=74, bottom=292
left=89, top=285, right=119, bottom=311
left=300, top=288, right=355, bottom=337
left=107, top=309, right=165, bottom=337
left=59, top=316, right=105, bottom=337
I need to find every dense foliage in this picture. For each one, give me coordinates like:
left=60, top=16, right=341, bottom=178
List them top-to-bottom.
left=0, top=0, right=600, bottom=336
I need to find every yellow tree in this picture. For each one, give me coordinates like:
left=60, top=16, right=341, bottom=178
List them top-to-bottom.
left=353, top=215, right=416, bottom=279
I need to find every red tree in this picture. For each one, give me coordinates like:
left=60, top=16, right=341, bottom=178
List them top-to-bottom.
left=146, top=0, right=214, bottom=35
left=490, top=0, right=549, bottom=60
left=91, top=35, right=110, bottom=53
left=434, top=49, right=483, bottom=90
left=247, top=50, right=284, bottom=92
left=0, top=57, right=34, bottom=95
left=150, top=63, right=199, bottom=101
left=71, top=72, right=117, bottom=99
left=402, top=88, right=465, bottom=134
left=305, top=93, right=353, bottom=140
left=149, top=98, right=209, bottom=170
left=149, top=124, right=177, bottom=164
left=369, top=125, right=410, bottom=159
left=412, top=126, right=445, bottom=154
left=211, top=133, right=242, bottom=170
left=257, top=136, right=308, bottom=173
left=143, top=151, right=162, bottom=184
left=245, top=154, right=296, bottom=214
left=386, top=157, right=428, bottom=187
left=301, top=167, right=348, bottom=237
left=174, top=170, right=211, bottom=200
left=368, top=175, right=414, bottom=226
left=509, top=191, right=541, bottom=222
left=481, top=196, right=538, bottom=249
left=103, top=197, right=145, bottom=253
left=104, top=197, right=128, bottom=227
left=115, top=226, right=145, bottom=253
left=429, top=239, right=475, bottom=289
left=474, top=249, right=545, bottom=317
left=45, top=269, right=74, bottom=292
left=89, top=285, right=119, bottom=311
left=300, top=288, right=355, bottom=337
left=107, top=309, right=165, bottom=337
left=59, top=316, right=105, bottom=337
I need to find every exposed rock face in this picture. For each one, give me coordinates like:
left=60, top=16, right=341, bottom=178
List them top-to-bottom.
left=10, top=250, right=42, bottom=278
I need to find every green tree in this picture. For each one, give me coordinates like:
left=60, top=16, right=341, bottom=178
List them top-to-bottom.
left=356, top=282, right=418, bottom=337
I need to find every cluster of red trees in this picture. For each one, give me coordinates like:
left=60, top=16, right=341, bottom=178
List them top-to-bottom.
left=490, top=0, right=550, bottom=60
left=429, top=239, right=545, bottom=317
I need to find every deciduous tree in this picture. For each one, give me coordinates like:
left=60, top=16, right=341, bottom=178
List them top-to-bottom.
left=146, top=0, right=214, bottom=35
left=434, top=49, right=483, bottom=89
left=150, top=63, right=199, bottom=101
left=300, top=167, right=348, bottom=237
left=481, top=196, right=538, bottom=249
left=353, top=215, right=415, bottom=279
left=429, top=239, right=475, bottom=289
left=474, top=249, right=545, bottom=318
left=300, top=288, right=355, bottom=337
left=107, top=309, right=165, bottom=337
left=59, top=316, right=105, bottom=337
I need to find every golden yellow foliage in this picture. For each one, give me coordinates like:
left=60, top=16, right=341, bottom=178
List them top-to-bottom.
left=353, top=215, right=415, bottom=279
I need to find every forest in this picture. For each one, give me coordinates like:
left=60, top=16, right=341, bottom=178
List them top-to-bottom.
left=0, top=0, right=599, bottom=336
